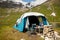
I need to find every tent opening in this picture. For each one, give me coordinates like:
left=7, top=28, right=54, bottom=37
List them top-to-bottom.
left=28, top=16, right=39, bottom=27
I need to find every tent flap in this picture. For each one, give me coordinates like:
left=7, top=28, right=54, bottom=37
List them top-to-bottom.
left=42, top=17, right=49, bottom=25
left=13, top=18, right=25, bottom=32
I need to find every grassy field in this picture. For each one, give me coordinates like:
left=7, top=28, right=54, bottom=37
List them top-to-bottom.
left=0, top=1, right=60, bottom=40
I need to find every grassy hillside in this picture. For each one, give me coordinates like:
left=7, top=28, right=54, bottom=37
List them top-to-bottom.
left=0, top=3, right=60, bottom=26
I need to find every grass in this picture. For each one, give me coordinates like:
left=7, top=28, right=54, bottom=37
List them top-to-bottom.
left=0, top=1, right=60, bottom=40
left=0, top=26, right=44, bottom=40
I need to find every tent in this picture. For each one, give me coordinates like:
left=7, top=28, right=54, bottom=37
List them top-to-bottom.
left=13, top=12, right=49, bottom=32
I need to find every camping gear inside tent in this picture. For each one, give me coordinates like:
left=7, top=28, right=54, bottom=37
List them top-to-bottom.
left=13, top=12, right=49, bottom=32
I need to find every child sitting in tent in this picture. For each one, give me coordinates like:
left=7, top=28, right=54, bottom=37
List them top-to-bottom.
left=39, top=22, right=44, bottom=34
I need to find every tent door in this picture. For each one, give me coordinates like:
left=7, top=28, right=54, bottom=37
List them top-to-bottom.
left=28, top=16, right=39, bottom=27
left=25, top=17, right=29, bottom=28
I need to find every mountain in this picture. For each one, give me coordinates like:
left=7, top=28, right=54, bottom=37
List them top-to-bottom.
left=0, top=1, right=23, bottom=8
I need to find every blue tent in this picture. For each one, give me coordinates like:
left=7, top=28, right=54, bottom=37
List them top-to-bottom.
left=13, top=12, right=49, bottom=32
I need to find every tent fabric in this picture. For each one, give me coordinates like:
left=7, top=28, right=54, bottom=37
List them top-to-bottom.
left=18, top=12, right=45, bottom=23
left=21, top=12, right=45, bottom=18
left=42, top=16, right=48, bottom=25
left=14, top=18, right=27, bottom=32
left=25, top=18, right=29, bottom=28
